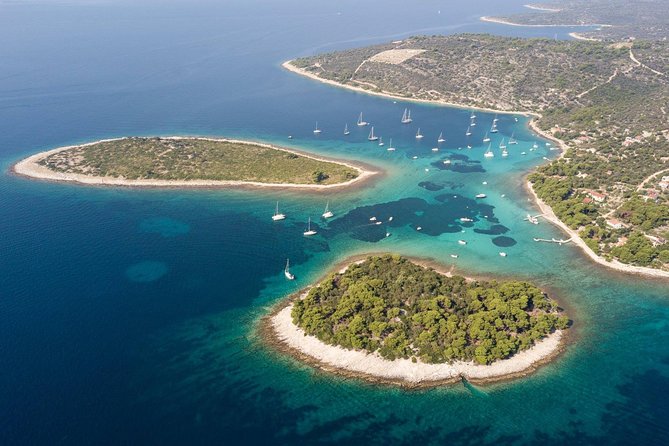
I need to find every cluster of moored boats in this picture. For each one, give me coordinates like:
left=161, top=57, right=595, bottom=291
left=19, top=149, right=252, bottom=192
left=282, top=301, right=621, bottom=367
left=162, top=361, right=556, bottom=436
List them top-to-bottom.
left=310, top=109, right=551, bottom=159
left=282, top=110, right=561, bottom=279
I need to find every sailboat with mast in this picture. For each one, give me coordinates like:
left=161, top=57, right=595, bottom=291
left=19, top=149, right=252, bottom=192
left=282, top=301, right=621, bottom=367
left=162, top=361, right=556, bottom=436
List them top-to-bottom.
left=401, top=108, right=412, bottom=124
left=357, top=112, right=368, bottom=126
left=313, top=122, right=321, bottom=134
left=344, top=123, right=350, bottom=135
left=465, top=125, right=472, bottom=136
left=368, top=126, right=379, bottom=141
left=415, top=128, right=423, bottom=139
left=437, top=132, right=445, bottom=143
left=482, top=132, right=490, bottom=143
left=509, top=132, right=518, bottom=145
left=378, top=136, right=384, bottom=147
left=387, top=138, right=396, bottom=151
left=499, top=138, right=507, bottom=150
left=484, top=143, right=494, bottom=158
left=322, top=201, right=334, bottom=219
left=272, top=202, right=286, bottom=221
left=303, top=217, right=317, bottom=236
left=284, top=259, right=295, bottom=280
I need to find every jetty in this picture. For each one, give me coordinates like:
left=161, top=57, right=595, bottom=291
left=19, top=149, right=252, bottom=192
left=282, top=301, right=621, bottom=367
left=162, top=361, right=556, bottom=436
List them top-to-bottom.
left=533, top=237, right=572, bottom=245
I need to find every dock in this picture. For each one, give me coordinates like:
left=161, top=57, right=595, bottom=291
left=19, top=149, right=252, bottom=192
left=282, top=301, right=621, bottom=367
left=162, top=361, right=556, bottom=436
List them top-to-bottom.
left=533, top=237, right=572, bottom=245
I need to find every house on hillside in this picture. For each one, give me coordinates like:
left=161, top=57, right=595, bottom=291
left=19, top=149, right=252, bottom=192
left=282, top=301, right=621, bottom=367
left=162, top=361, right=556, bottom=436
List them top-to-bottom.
left=606, top=218, right=626, bottom=230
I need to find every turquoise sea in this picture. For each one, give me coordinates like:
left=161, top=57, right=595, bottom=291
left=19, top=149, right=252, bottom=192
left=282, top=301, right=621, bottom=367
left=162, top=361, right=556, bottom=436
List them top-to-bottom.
left=1, top=1, right=668, bottom=444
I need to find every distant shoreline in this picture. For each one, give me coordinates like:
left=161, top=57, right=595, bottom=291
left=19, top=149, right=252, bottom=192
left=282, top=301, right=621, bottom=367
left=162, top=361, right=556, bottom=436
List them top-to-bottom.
left=523, top=4, right=562, bottom=12
left=480, top=16, right=608, bottom=28
left=282, top=60, right=533, bottom=116
left=12, top=136, right=379, bottom=191
left=261, top=256, right=566, bottom=387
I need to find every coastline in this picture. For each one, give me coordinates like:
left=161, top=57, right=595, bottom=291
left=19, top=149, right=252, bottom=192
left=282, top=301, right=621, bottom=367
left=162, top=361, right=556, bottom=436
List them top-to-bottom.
left=480, top=16, right=606, bottom=28
left=568, top=32, right=601, bottom=42
left=282, top=60, right=533, bottom=116
left=12, top=136, right=379, bottom=191
left=525, top=181, right=669, bottom=279
left=261, top=257, right=566, bottom=388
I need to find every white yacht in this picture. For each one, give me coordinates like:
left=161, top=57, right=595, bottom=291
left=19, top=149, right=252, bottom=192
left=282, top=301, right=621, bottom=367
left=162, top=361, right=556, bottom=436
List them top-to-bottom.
left=401, top=108, right=412, bottom=124
left=368, top=126, right=379, bottom=141
left=509, top=132, right=518, bottom=145
left=484, top=144, right=494, bottom=158
left=476, top=193, right=487, bottom=199
left=322, top=201, right=334, bottom=219
left=272, top=202, right=286, bottom=221
left=303, top=217, right=317, bottom=236
left=458, top=240, right=467, bottom=245
left=284, top=259, right=295, bottom=280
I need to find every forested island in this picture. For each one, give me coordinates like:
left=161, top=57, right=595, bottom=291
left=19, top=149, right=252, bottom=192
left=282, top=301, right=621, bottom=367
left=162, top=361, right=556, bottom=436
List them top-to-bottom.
left=285, top=33, right=669, bottom=273
left=14, top=137, right=371, bottom=189
left=266, top=255, right=569, bottom=385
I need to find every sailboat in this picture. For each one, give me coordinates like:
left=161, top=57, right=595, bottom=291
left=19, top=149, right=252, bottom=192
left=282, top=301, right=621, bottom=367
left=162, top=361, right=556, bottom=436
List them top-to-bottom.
left=401, top=108, right=412, bottom=124
left=470, top=111, right=477, bottom=120
left=357, top=112, right=368, bottom=126
left=470, top=113, right=477, bottom=126
left=493, top=114, right=499, bottom=123
left=313, top=122, right=321, bottom=134
left=490, top=122, right=498, bottom=133
left=344, top=124, right=350, bottom=135
left=465, top=125, right=472, bottom=136
left=368, top=126, right=379, bottom=141
left=415, top=128, right=423, bottom=139
left=437, top=132, right=445, bottom=143
left=482, top=132, right=490, bottom=143
left=509, top=132, right=518, bottom=145
left=378, top=137, right=384, bottom=147
left=387, top=138, right=396, bottom=151
left=499, top=138, right=507, bottom=149
left=532, top=142, right=539, bottom=149
left=484, top=144, right=494, bottom=158
left=502, top=148, right=509, bottom=157
left=322, top=201, right=334, bottom=219
left=272, top=202, right=286, bottom=221
left=303, top=217, right=317, bottom=236
left=284, top=259, right=295, bottom=280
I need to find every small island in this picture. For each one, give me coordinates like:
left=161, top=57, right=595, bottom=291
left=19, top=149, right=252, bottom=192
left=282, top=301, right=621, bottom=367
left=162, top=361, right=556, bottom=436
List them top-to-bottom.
left=13, top=137, right=375, bottom=189
left=264, top=255, right=570, bottom=386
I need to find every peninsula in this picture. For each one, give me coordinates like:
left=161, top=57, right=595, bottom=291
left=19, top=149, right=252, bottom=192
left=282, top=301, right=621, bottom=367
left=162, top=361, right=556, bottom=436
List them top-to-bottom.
left=482, top=0, right=669, bottom=41
left=284, top=34, right=669, bottom=275
left=14, top=137, right=375, bottom=189
left=264, top=255, right=569, bottom=386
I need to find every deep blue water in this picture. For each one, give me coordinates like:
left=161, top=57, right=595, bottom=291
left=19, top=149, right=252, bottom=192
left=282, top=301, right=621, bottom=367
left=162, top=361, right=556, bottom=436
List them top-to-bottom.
left=1, top=1, right=668, bottom=445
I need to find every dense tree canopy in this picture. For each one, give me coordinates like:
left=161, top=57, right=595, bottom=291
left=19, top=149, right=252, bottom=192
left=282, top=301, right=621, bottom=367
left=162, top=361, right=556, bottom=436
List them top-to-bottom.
left=292, top=255, right=569, bottom=365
